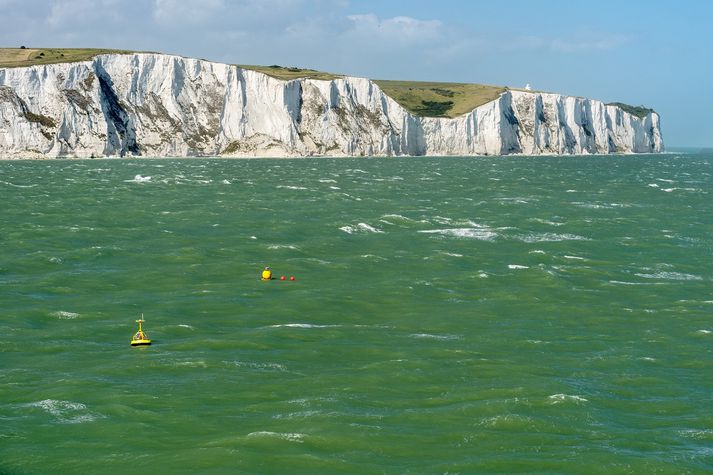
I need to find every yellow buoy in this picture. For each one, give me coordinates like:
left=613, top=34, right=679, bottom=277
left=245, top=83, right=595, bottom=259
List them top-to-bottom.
left=131, top=314, right=152, bottom=346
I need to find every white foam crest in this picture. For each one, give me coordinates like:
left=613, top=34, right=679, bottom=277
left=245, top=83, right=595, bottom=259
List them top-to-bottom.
left=126, top=174, right=151, bottom=183
left=319, top=178, right=337, bottom=183
left=221, top=179, right=231, bottom=184
left=0, top=180, right=38, bottom=188
left=648, top=183, right=660, bottom=188
left=276, top=185, right=308, bottom=190
left=329, top=186, right=341, bottom=190
left=530, top=218, right=565, bottom=227
left=339, top=223, right=383, bottom=234
left=419, top=227, right=497, bottom=241
left=515, top=233, right=589, bottom=243
left=267, top=244, right=299, bottom=250
left=360, top=254, right=388, bottom=261
left=563, top=255, right=586, bottom=261
left=508, top=264, right=529, bottom=269
left=634, top=272, right=703, bottom=281
left=608, top=280, right=662, bottom=286
left=51, top=311, right=79, bottom=319
left=268, top=323, right=340, bottom=329
left=177, top=324, right=194, bottom=329
left=696, top=330, right=711, bottom=334
left=410, top=333, right=461, bottom=341
left=172, top=360, right=208, bottom=368
left=226, top=361, right=287, bottom=371
left=548, top=394, right=588, bottom=404
left=27, top=399, right=100, bottom=423
left=478, top=414, right=532, bottom=428
left=679, top=429, right=713, bottom=439
left=247, top=431, right=305, bottom=443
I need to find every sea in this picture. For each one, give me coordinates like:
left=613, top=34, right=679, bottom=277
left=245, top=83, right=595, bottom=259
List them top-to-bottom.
left=1, top=153, right=712, bottom=474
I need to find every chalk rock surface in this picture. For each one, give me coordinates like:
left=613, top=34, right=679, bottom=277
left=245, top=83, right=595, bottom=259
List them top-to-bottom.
left=0, top=53, right=663, bottom=158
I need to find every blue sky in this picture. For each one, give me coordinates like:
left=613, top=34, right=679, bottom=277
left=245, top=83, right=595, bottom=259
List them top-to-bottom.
left=2, top=0, right=711, bottom=147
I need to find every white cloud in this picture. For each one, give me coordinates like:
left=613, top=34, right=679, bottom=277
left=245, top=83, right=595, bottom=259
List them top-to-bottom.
left=153, top=0, right=225, bottom=25
left=345, top=13, right=443, bottom=45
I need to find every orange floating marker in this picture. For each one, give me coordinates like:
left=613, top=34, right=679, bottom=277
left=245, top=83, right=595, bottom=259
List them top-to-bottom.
left=280, top=276, right=286, bottom=280
left=290, top=276, right=295, bottom=281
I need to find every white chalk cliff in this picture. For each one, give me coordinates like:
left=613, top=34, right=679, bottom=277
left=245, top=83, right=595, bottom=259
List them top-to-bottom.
left=0, top=53, right=663, bottom=158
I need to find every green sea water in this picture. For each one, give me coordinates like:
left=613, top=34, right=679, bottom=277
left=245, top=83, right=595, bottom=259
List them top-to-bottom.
left=1, top=154, right=712, bottom=474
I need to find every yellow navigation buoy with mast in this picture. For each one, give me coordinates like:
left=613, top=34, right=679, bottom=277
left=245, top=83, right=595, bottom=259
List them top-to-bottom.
left=131, top=314, right=152, bottom=346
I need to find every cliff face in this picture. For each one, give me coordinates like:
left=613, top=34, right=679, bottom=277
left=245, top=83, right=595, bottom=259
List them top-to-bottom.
left=0, top=53, right=663, bottom=158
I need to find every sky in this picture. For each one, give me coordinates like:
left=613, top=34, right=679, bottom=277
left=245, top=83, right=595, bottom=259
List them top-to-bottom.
left=1, top=0, right=711, bottom=147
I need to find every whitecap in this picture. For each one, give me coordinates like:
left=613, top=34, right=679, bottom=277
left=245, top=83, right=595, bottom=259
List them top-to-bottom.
left=127, top=174, right=151, bottom=183
left=221, top=179, right=231, bottom=184
left=319, top=179, right=337, bottom=183
left=0, top=180, right=38, bottom=188
left=648, top=183, right=660, bottom=188
left=276, top=185, right=308, bottom=190
left=381, top=214, right=414, bottom=222
left=529, top=218, right=565, bottom=227
left=339, top=223, right=383, bottom=234
left=419, top=227, right=497, bottom=241
left=515, top=233, right=589, bottom=243
left=267, top=244, right=299, bottom=250
left=563, top=255, right=586, bottom=260
left=508, top=264, right=529, bottom=269
left=634, top=272, right=703, bottom=281
left=608, top=280, right=662, bottom=286
left=51, top=311, right=79, bottom=319
left=268, top=323, right=340, bottom=329
left=177, top=324, right=194, bottom=329
left=697, top=330, right=711, bottom=334
left=410, top=333, right=461, bottom=340
left=172, top=360, right=208, bottom=368
left=226, top=361, right=287, bottom=371
left=548, top=394, right=588, bottom=404
left=26, top=399, right=100, bottom=424
left=679, top=429, right=713, bottom=439
left=247, top=431, right=305, bottom=443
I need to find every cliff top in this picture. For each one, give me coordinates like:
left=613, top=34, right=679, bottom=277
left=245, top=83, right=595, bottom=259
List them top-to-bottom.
left=0, top=47, right=654, bottom=119
left=0, top=47, right=138, bottom=68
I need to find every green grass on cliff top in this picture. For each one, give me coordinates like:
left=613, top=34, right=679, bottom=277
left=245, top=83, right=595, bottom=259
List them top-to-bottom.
left=0, top=48, right=653, bottom=118
left=0, top=48, right=137, bottom=68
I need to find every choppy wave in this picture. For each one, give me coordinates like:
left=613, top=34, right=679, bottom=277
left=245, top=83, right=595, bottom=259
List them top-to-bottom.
left=126, top=174, right=151, bottom=183
left=276, top=185, right=308, bottom=190
left=339, top=223, right=383, bottom=234
left=419, top=227, right=497, bottom=240
left=514, top=233, right=589, bottom=243
left=634, top=272, right=703, bottom=281
left=50, top=311, right=79, bottom=319
left=267, top=323, right=341, bottom=329
left=409, top=333, right=462, bottom=340
left=225, top=361, right=287, bottom=371
left=548, top=394, right=588, bottom=404
left=25, top=399, right=101, bottom=424
left=246, top=431, right=305, bottom=443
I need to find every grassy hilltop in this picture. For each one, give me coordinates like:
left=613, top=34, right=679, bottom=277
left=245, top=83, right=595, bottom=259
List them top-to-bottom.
left=0, top=47, right=653, bottom=119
